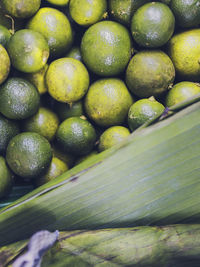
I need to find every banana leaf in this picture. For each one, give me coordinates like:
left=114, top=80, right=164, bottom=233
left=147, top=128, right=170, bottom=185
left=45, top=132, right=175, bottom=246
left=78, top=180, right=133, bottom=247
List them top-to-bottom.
left=0, top=97, right=200, bottom=246
left=1, top=224, right=200, bottom=267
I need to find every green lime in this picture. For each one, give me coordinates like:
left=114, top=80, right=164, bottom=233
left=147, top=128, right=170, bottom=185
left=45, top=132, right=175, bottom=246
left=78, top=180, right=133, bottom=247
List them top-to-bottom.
left=2, top=0, right=41, bottom=19
left=45, top=0, right=69, bottom=6
left=69, top=0, right=107, bottom=27
left=109, top=0, right=151, bottom=26
left=170, top=0, right=200, bottom=28
left=131, top=2, right=175, bottom=48
left=26, top=7, right=73, bottom=58
left=81, top=20, right=132, bottom=76
left=0, top=24, right=11, bottom=47
left=7, top=29, right=49, bottom=73
left=168, top=29, right=200, bottom=81
left=0, top=44, right=10, bottom=85
left=65, top=46, right=82, bottom=61
left=126, top=50, right=175, bottom=98
left=46, top=58, right=89, bottom=103
left=24, top=64, right=48, bottom=95
left=0, top=77, right=40, bottom=120
left=84, top=78, right=133, bottom=127
left=166, top=81, right=200, bottom=107
left=128, top=97, right=165, bottom=131
left=55, top=101, right=83, bottom=121
left=23, top=107, right=59, bottom=141
left=0, top=114, right=20, bottom=155
left=56, top=117, right=96, bottom=156
left=99, top=126, right=130, bottom=152
left=6, top=132, right=52, bottom=179
left=52, top=144, right=74, bottom=168
left=0, top=156, right=13, bottom=198
left=35, top=157, right=68, bottom=186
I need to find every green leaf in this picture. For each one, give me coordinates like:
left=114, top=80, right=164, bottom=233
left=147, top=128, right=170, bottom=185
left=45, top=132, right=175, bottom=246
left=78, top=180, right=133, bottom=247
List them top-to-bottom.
left=0, top=102, right=200, bottom=246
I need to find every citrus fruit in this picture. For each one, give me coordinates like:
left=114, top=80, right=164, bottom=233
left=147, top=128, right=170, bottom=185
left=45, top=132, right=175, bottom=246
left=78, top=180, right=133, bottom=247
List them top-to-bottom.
left=2, top=0, right=41, bottom=19
left=45, top=0, right=69, bottom=6
left=69, top=0, right=107, bottom=27
left=109, top=0, right=151, bottom=26
left=170, top=0, right=200, bottom=28
left=131, top=2, right=175, bottom=48
left=26, top=7, right=73, bottom=58
left=81, top=20, right=132, bottom=76
left=0, top=24, right=11, bottom=47
left=7, top=29, right=49, bottom=73
left=168, top=29, right=200, bottom=81
left=0, top=44, right=10, bottom=85
left=65, top=46, right=82, bottom=61
left=126, top=50, right=175, bottom=98
left=46, top=58, right=89, bottom=103
left=24, top=64, right=48, bottom=95
left=0, top=77, right=40, bottom=120
left=84, top=78, right=134, bottom=127
left=166, top=81, right=200, bottom=107
left=128, top=97, right=165, bottom=131
left=55, top=101, right=83, bottom=121
left=23, top=107, right=59, bottom=141
left=0, top=114, right=20, bottom=155
left=56, top=117, right=96, bottom=156
left=99, top=126, right=130, bottom=152
left=6, top=132, right=52, bottom=179
left=52, top=144, right=74, bottom=167
left=0, top=156, right=13, bottom=198
left=35, top=157, right=68, bottom=186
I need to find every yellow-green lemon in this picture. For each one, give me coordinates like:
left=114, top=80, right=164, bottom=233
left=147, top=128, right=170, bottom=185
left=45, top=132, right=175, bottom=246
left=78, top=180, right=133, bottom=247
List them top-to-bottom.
left=26, top=7, right=73, bottom=58
left=7, top=29, right=49, bottom=73
left=0, top=44, right=10, bottom=85
left=46, top=58, right=89, bottom=103
left=85, top=78, right=134, bottom=127
left=166, top=81, right=200, bottom=107
left=23, top=107, right=59, bottom=141
left=99, top=126, right=130, bottom=152
left=0, top=156, right=13, bottom=198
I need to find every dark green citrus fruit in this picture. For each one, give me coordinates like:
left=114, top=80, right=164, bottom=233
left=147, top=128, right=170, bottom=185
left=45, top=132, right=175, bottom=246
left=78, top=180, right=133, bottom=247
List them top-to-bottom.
left=2, top=0, right=41, bottom=19
left=45, top=0, right=69, bottom=6
left=69, top=0, right=107, bottom=27
left=109, top=0, right=151, bottom=26
left=170, top=0, right=200, bottom=28
left=131, top=2, right=175, bottom=48
left=26, top=7, right=73, bottom=58
left=81, top=20, right=132, bottom=76
left=0, top=24, right=11, bottom=47
left=7, top=29, right=49, bottom=73
left=168, top=29, right=200, bottom=81
left=0, top=44, right=10, bottom=85
left=65, top=46, right=82, bottom=61
left=126, top=50, right=175, bottom=98
left=46, top=58, right=89, bottom=103
left=24, top=64, right=48, bottom=95
left=0, top=77, right=40, bottom=120
left=85, top=78, right=133, bottom=127
left=166, top=81, right=200, bottom=107
left=128, top=97, right=165, bottom=131
left=55, top=101, right=83, bottom=121
left=23, top=107, right=59, bottom=141
left=0, top=114, right=20, bottom=155
left=56, top=117, right=96, bottom=156
left=99, top=126, right=130, bottom=152
left=6, top=132, right=52, bottom=179
left=52, top=144, right=74, bottom=168
left=0, top=156, right=13, bottom=198
left=35, top=157, right=68, bottom=186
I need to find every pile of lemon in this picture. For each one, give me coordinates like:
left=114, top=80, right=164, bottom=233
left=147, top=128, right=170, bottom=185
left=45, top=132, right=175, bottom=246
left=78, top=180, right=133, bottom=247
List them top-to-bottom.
left=1, top=0, right=200, bottom=198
